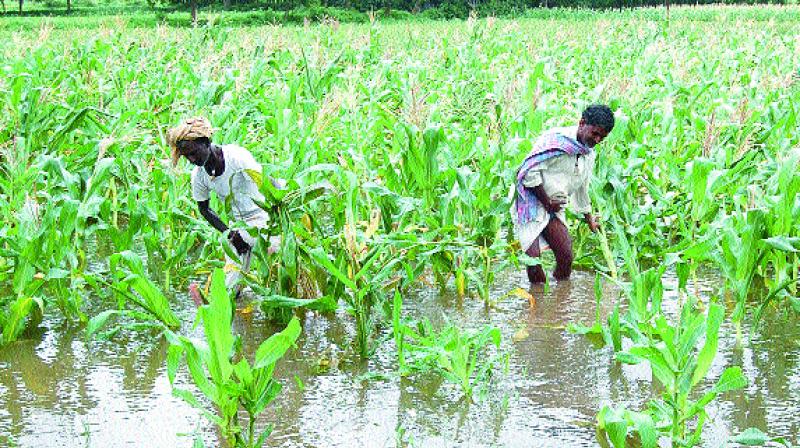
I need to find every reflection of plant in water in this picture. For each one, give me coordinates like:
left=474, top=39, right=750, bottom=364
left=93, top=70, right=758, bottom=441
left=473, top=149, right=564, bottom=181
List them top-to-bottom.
left=166, top=269, right=301, bottom=448
left=394, top=422, right=416, bottom=448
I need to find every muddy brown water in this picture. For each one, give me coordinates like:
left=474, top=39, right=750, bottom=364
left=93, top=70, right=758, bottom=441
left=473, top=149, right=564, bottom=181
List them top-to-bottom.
left=1, top=269, right=798, bottom=447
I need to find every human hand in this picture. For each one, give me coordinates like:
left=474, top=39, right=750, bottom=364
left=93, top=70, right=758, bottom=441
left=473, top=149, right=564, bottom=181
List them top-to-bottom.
left=270, top=177, right=287, bottom=190
left=544, top=198, right=565, bottom=213
left=585, top=214, right=600, bottom=233
left=228, top=231, right=251, bottom=255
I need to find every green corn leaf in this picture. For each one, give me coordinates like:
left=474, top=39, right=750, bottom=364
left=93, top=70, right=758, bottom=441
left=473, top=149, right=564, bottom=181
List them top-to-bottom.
left=763, top=236, right=800, bottom=253
left=304, top=246, right=358, bottom=291
left=109, top=251, right=180, bottom=328
left=199, top=269, right=234, bottom=385
left=2, top=296, right=34, bottom=344
left=690, top=302, right=724, bottom=388
left=86, top=309, right=121, bottom=339
left=254, top=317, right=301, bottom=370
left=166, top=342, right=184, bottom=385
left=628, top=346, right=676, bottom=390
left=711, top=366, right=748, bottom=394
left=597, top=406, right=630, bottom=448
left=626, top=411, right=657, bottom=448
left=256, top=425, right=274, bottom=448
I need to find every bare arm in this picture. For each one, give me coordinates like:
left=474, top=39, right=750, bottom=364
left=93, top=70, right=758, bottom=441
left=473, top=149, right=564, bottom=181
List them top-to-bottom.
left=531, top=185, right=561, bottom=213
left=197, top=200, right=228, bottom=233
left=197, top=200, right=252, bottom=254
left=584, top=213, right=600, bottom=232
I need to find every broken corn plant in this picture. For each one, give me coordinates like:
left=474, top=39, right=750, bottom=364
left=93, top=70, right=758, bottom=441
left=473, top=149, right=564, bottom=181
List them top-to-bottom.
left=85, top=251, right=180, bottom=338
left=393, top=291, right=507, bottom=401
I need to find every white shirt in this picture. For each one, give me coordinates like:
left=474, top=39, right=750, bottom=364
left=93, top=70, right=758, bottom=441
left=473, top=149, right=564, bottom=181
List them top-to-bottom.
left=511, top=126, right=595, bottom=251
left=520, top=126, right=594, bottom=215
left=191, top=144, right=268, bottom=226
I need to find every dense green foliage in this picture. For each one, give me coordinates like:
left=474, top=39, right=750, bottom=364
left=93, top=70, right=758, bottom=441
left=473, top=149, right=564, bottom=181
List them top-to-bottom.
left=3, top=0, right=798, bottom=21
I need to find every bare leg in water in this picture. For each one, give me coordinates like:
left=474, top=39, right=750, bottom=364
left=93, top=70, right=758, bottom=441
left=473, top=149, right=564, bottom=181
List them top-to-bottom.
left=525, top=217, right=574, bottom=283
left=525, top=238, right=546, bottom=284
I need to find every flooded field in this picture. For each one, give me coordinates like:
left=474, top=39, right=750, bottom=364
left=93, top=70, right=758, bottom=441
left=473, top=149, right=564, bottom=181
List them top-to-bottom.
left=2, top=7, right=799, bottom=447
left=2, top=269, right=798, bottom=447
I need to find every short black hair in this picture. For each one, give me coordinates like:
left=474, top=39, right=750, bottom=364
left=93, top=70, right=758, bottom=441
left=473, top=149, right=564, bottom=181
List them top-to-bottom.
left=582, top=104, right=615, bottom=132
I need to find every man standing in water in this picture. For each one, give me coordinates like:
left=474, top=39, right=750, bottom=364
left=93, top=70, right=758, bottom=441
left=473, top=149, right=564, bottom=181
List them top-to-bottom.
left=511, top=104, right=614, bottom=284
left=168, top=117, right=274, bottom=298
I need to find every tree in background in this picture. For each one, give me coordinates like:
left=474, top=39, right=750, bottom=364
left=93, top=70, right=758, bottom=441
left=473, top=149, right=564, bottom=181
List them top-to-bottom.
left=2, top=0, right=793, bottom=18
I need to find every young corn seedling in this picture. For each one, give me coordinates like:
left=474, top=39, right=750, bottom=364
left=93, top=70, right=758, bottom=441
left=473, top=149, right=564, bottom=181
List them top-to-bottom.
left=166, top=269, right=301, bottom=448
left=392, top=290, right=506, bottom=402
left=598, top=299, right=748, bottom=448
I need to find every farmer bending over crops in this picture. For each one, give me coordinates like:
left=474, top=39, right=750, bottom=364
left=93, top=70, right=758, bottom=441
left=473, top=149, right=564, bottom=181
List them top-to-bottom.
left=511, top=104, right=614, bottom=284
left=168, top=117, right=279, bottom=298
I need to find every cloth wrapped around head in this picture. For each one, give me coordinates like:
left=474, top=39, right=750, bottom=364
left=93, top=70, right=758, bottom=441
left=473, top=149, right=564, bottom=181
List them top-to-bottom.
left=167, top=117, right=213, bottom=166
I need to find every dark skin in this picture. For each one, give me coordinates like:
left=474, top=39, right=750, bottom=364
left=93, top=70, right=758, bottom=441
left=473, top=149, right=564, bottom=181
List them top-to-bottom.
left=525, top=119, right=610, bottom=283
left=176, top=138, right=250, bottom=255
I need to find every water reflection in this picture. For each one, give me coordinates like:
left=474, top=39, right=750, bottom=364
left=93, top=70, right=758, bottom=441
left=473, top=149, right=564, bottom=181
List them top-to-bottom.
left=0, top=318, right=201, bottom=447
left=0, top=325, right=95, bottom=435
